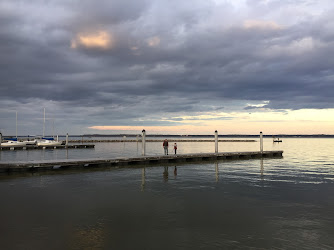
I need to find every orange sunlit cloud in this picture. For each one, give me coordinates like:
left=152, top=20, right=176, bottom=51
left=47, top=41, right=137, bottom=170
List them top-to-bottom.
left=71, top=31, right=113, bottom=49
left=147, top=36, right=160, bottom=47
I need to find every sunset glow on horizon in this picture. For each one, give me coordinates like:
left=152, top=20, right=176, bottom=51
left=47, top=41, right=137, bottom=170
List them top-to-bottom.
left=88, top=108, right=334, bottom=135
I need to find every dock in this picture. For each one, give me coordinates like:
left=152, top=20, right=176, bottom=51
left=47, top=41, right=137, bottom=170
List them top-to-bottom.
left=0, top=144, right=95, bottom=151
left=0, top=150, right=283, bottom=173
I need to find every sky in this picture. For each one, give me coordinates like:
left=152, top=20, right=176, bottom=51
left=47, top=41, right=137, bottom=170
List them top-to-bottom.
left=1, top=0, right=334, bottom=136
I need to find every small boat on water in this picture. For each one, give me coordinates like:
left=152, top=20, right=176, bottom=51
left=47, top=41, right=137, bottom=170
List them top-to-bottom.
left=273, top=136, right=282, bottom=142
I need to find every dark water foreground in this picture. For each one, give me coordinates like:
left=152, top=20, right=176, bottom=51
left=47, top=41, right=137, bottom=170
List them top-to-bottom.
left=1, top=156, right=334, bottom=249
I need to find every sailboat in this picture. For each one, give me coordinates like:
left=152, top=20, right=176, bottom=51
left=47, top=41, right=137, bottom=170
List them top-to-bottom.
left=36, top=108, right=63, bottom=146
left=1, top=112, right=32, bottom=147
left=1, top=138, right=27, bottom=147
left=36, top=138, right=62, bottom=146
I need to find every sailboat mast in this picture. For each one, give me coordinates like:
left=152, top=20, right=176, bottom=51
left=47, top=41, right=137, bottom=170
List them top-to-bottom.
left=43, top=108, right=45, bottom=137
left=16, top=111, right=18, bottom=139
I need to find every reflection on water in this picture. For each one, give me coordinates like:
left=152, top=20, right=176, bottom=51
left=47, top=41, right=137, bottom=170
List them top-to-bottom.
left=1, top=139, right=334, bottom=249
left=1, top=158, right=334, bottom=249
left=260, top=158, right=264, bottom=180
left=163, top=166, right=169, bottom=182
left=141, top=167, right=145, bottom=191
left=68, top=222, right=105, bottom=249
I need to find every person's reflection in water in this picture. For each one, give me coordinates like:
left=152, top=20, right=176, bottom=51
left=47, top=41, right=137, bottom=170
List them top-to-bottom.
left=163, top=166, right=168, bottom=182
left=174, top=166, right=177, bottom=178
left=141, top=168, right=146, bottom=191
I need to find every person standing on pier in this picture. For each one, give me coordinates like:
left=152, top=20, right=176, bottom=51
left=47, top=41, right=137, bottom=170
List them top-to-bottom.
left=163, top=139, right=169, bottom=155
left=174, top=143, right=177, bottom=154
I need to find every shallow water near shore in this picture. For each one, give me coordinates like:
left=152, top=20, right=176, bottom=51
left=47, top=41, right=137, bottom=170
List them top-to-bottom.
left=1, top=138, right=334, bottom=249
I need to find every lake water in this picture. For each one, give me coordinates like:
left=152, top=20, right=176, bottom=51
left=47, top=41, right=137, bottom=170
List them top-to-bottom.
left=1, top=137, right=271, bottom=162
left=1, top=138, right=334, bottom=249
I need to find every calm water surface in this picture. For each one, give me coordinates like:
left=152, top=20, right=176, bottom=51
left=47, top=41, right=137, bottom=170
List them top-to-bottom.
left=1, top=138, right=334, bottom=249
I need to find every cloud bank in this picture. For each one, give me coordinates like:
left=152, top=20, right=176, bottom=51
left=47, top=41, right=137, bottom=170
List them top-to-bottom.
left=0, top=0, right=334, bottom=134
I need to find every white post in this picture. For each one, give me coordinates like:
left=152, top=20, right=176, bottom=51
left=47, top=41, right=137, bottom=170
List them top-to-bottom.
left=142, top=129, right=146, bottom=156
left=215, top=130, right=218, bottom=153
left=260, top=131, right=263, bottom=153
left=0, top=132, right=2, bottom=148
left=66, top=133, right=69, bottom=148
left=57, top=135, right=59, bottom=142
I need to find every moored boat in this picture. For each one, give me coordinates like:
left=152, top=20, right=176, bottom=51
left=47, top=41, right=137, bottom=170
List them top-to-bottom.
left=36, top=137, right=62, bottom=146
left=273, top=137, right=282, bottom=142
left=1, top=140, right=27, bottom=147
left=24, top=140, right=37, bottom=146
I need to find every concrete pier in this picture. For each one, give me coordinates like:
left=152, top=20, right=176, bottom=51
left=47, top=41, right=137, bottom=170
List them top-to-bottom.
left=0, top=150, right=283, bottom=173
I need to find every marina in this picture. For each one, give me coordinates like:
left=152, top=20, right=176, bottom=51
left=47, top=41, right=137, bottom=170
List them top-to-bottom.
left=0, top=132, right=95, bottom=151
left=0, top=144, right=94, bottom=151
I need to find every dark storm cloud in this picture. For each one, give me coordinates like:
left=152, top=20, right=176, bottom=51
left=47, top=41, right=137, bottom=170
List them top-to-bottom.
left=0, top=0, right=334, bottom=134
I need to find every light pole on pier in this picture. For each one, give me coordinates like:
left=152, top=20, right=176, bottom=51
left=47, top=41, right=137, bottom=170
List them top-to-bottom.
left=142, top=129, right=146, bottom=156
left=215, top=130, right=218, bottom=153
left=260, top=131, right=263, bottom=153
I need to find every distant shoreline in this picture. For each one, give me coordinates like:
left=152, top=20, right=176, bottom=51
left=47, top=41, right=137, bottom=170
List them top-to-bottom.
left=3, top=134, right=334, bottom=138
left=81, top=134, right=334, bottom=139
left=68, top=139, right=257, bottom=143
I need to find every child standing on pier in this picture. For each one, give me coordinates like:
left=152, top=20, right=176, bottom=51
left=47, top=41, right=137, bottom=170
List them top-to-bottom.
left=174, top=143, right=177, bottom=154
